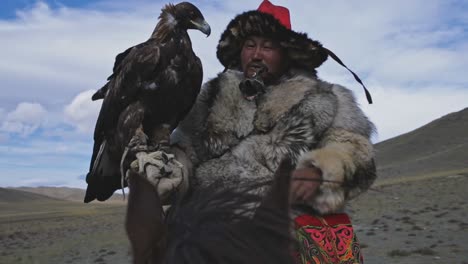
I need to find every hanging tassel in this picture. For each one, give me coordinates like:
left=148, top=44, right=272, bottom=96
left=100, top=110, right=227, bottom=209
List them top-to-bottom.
left=323, top=47, right=373, bottom=104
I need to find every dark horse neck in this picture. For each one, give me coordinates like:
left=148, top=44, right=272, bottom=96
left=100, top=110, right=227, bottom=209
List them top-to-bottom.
left=126, top=158, right=296, bottom=264
left=126, top=174, right=166, bottom=264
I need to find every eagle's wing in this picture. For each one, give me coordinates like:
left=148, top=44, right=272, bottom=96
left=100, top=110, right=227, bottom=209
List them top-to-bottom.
left=85, top=41, right=162, bottom=202
left=93, top=42, right=161, bottom=143
left=91, top=43, right=148, bottom=101
left=176, top=55, right=203, bottom=123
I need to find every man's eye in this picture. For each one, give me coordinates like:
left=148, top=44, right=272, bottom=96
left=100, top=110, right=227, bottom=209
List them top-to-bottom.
left=263, top=42, right=275, bottom=49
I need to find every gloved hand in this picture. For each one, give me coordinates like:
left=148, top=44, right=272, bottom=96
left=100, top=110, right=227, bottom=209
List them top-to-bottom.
left=128, top=151, right=185, bottom=204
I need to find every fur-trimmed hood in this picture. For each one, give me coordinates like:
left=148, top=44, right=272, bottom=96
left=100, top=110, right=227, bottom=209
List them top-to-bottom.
left=216, top=10, right=328, bottom=72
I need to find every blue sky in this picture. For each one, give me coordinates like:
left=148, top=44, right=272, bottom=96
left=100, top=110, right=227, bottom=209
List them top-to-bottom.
left=1, top=0, right=467, bottom=189
left=1, top=0, right=92, bottom=18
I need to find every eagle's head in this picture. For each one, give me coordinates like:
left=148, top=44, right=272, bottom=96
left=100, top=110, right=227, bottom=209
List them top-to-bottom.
left=168, top=2, right=211, bottom=36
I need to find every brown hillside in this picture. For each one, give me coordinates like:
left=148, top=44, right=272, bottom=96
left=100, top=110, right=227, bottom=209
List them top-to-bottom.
left=375, top=107, right=468, bottom=181
left=12, top=186, right=126, bottom=203
left=14, top=186, right=86, bottom=202
left=0, top=188, right=60, bottom=203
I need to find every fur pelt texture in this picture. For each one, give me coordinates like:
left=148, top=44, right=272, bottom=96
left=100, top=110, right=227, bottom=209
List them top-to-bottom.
left=217, top=10, right=328, bottom=71
left=172, top=69, right=376, bottom=215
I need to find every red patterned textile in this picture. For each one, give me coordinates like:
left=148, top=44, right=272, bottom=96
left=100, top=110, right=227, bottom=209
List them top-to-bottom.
left=294, top=214, right=363, bottom=264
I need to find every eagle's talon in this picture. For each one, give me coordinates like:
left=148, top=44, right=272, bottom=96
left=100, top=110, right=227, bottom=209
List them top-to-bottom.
left=128, top=133, right=149, bottom=154
left=155, top=142, right=171, bottom=153
left=146, top=144, right=158, bottom=152
left=161, top=152, right=169, bottom=163
left=162, top=165, right=173, bottom=176
left=160, top=166, right=166, bottom=176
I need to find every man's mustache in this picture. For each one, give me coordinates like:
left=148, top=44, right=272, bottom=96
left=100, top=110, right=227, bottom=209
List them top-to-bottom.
left=246, top=62, right=268, bottom=75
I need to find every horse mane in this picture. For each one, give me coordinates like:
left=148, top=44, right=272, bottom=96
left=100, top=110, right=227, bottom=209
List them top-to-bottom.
left=163, top=180, right=295, bottom=264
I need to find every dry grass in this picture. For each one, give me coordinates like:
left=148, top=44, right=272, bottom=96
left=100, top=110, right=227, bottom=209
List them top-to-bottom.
left=374, top=168, right=468, bottom=187
left=350, top=173, right=468, bottom=263
left=0, top=199, right=130, bottom=264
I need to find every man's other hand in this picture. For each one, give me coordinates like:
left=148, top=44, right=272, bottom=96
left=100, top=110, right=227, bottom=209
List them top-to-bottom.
left=290, top=167, right=322, bottom=204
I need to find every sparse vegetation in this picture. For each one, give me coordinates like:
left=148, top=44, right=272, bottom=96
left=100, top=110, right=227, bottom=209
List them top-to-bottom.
left=350, top=171, right=468, bottom=263
left=0, top=190, right=130, bottom=264
left=388, top=248, right=437, bottom=257
left=412, top=248, right=436, bottom=256
left=388, top=249, right=412, bottom=257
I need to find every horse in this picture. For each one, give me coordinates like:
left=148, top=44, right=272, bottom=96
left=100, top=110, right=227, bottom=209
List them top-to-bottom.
left=125, top=159, right=297, bottom=264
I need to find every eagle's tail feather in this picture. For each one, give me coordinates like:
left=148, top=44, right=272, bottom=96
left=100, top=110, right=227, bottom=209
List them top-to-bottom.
left=90, top=140, right=106, bottom=179
left=84, top=141, right=122, bottom=203
left=84, top=178, right=120, bottom=202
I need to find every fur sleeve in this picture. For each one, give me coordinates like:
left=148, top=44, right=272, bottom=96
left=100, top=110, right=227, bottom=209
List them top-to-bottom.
left=296, top=84, right=376, bottom=215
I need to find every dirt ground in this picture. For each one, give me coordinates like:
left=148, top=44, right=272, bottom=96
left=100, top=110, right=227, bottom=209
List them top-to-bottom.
left=1, top=173, right=467, bottom=264
left=349, top=173, right=468, bottom=264
left=0, top=202, right=131, bottom=264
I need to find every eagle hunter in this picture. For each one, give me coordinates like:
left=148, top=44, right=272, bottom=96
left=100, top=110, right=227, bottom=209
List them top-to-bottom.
left=84, top=2, right=210, bottom=203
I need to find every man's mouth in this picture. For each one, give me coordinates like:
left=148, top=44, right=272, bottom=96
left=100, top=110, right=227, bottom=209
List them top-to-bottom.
left=246, top=63, right=268, bottom=77
left=250, top=65, right=263, bottom=70
left=244, top=95, right=257, bottom=101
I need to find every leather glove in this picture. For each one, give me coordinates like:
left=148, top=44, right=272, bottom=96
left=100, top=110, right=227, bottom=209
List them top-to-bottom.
left=128, top=151, right=185, bottom=204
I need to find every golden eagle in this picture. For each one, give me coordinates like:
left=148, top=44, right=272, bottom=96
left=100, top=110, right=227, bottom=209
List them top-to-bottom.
left=84, top=2, right=210, bottom=203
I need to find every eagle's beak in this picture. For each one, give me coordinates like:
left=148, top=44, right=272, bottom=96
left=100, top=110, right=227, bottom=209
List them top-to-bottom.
left=191, top=19, right=211, bottom=37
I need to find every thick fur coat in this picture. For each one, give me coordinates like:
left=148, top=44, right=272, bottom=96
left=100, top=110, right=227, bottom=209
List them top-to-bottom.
left=172, top=69, right=376, bottom=215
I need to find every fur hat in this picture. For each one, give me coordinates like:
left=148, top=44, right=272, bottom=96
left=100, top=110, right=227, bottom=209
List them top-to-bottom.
left=217, top=0, right=328, bottom=72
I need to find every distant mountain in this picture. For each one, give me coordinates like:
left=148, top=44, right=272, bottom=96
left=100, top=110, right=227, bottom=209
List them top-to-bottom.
left=375, top=107, right=468, bottom=181
left=11, top=186, right=125, bottom=203
left=13, top=186, right=86, bottom=201
left=0, top=188, right=60, bottom=203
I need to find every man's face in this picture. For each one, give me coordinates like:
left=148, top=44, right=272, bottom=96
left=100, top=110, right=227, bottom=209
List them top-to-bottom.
left=240, top=36, right=287, bottom=83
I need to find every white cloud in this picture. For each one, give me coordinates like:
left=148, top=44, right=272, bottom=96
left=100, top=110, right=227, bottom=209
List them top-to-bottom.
left=285, top=0, right=468, bottom=86
left=0, top=1, right=157, bottom=104
left=372, top=48, right=461, bottom=84
left=358, top=84, right=468, bottom=142
left=64, top=90, right=102, bottom=133
left=1, top=102, right=47, bottom=137
left=0, top=133, right=8, bottom=143
left=0, top=139, right=91, bottom=157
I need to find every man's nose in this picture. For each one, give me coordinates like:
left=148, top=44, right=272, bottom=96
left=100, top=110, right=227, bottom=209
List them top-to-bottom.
left=252, top=47, right=263, bottom=60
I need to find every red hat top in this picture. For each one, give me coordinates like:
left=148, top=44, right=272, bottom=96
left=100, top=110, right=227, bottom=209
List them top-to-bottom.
left=257, top=0, right=291, bottom=30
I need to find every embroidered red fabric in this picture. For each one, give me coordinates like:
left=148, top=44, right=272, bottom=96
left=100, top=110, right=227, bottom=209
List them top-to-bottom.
left=294, top=213, right=363, bottom=264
